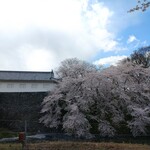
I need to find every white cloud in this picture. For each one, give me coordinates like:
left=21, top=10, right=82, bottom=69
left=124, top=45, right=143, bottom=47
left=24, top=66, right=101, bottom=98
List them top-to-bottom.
left=0, top=0, right=124, bottom=71
left=0, top=0, right=83, bottom=32
left=126, top=35, right=148, bottom=49
left=127, top=35, right=137, bottom=44
left=18, top=46, right=57, bottom=71
left=93, top=55, right=127, bottom=66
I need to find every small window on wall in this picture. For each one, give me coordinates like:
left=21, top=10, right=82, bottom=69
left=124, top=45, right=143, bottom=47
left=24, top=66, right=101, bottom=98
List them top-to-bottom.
left=7, top=83, right=14, bottom=88
left=20, top=83, right=26, bottom=88
left=31, top=83, right=37, bottom=88
left=43, top=83, right=49, bottom=88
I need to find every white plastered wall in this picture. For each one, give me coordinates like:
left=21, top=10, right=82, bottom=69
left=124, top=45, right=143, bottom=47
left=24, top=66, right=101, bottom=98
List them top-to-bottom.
left=0, top=81, right=56, bottom=92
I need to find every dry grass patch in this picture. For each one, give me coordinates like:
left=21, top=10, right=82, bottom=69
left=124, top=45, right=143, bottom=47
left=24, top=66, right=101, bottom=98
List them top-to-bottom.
left=27, top=141, right=150, bottom=150
left=0, top=142, right=149, bottom=150
left=0, top=143, right=22, bottom=150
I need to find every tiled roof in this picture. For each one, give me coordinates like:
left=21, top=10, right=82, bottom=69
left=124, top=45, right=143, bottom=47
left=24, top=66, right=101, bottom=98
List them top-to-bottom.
left=0, top=70, right=54, bottom=81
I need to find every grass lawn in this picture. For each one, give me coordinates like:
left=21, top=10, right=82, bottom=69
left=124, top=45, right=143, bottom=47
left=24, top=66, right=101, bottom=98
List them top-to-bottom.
left=0, top=128, right=18, bottom=139
left=0, top=141, right=150, bottom=150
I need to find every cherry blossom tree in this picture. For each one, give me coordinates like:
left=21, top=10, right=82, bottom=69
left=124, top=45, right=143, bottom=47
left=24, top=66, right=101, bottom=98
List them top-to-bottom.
left=128, top=0, right=150, bottom=12
left=40, top=58, right=150, bottom=137
left=40, top=58, right=98, bottom=137
left=56, top=58, right=97, bottom=79
left=108, top=61, right=150, bottom=135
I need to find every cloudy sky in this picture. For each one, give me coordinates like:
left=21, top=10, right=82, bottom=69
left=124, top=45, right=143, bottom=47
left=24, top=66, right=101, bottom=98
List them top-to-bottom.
left=0, top=0, right=150, bottom=71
